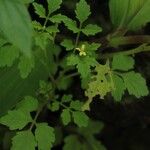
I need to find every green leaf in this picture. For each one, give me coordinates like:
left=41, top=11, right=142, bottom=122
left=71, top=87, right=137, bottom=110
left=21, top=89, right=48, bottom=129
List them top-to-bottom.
left=0, top=0, right=32, bottom=56
left=47, top=0, right=62, bottom=14
left=75, top=0, right=91, bottom=23
left=109, top=0, right=150, bottom=30
left=33, top=3, right=46, bottom=18
left=50, top=14, right=68, bottom=23
left=63, top=18, right=79, bottom=33
left=82, top=24, right=102, bottom=36
left=46, top=26, right=59, bottom=34
left=61, top=39, right=74, bottom=51
left=0, top=45, right=20, bottom=67
left=0, top=49, right=49, bottom=116
left=112, top=54, right=134, bottom=71
left=18, top=55, right=35, bottom=78
left=67, top=55, right=97, bottom=78
left=83, top=63, right=114, bottom=111
left=122, top=71, right=149, bottom=98
left=112, top=74, right=125, bottom=101
left=61, top=95, right=73, bottom=103
left=16, top=96, right=38, bottom=112
left=70, top=100, right=83, bottom=111
left=51, top=101, right=60, bottom=112
left=61, top=109, right=71, bottom=125
left=0, top=110, right=32, bottom=130
left=72, top=111, right=89, bottom=127
left=35, top=123, right=55, bottom=150
left=11, top=131, right=37, bottom=150
left=63, top=135, right=82, bottom=150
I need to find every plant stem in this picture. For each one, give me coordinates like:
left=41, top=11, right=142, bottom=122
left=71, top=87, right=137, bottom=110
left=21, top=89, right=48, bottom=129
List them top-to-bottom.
left=43, top=11, right=51, bottom=30
left=74, top=23, right=82, bottom=50
left=100, top=44, right=150, bottom=59
left=29, top=106, right=43, bottom=131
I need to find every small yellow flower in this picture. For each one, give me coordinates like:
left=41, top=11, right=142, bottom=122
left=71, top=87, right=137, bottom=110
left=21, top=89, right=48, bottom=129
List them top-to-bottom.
left=76, top=44, right=87, bottom=56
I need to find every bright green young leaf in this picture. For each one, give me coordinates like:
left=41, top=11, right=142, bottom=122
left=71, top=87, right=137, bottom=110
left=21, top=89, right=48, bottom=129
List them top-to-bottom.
left=0, top=0, right=32, bottom=56
left=47, top=0, right=62, bottom=14
left=75, top=0, right=91, bottom=23
left=33, top=3, right=46, bottom=18
left=63, top=18, right=79, bottom=33
left=82, top=24, right=102, bottom=36
left=61, top=39, right=74, bottom=51
left=0, top=45, right=20, bottom=67
left=112, top=54, right=135, bottom=71
left=18, top=55, right=35, bottom=79
left=67, top=55, right=97, bottom=78
left=83, top=63, right=114, bottom=111
left=122, top=71, right=149, bottom=98
left=112, top=74, right=125, bottom=101
left=16, top=96, right=38, bottom=112
left=61, top=109, right=71, bottom=125
left=0, top=110, right=32, bottom=130
left=72, top=111, right=89, bottom=127
left=35, top=123, right=55, bottom=150
left=11, top=131, right=37, bottom=150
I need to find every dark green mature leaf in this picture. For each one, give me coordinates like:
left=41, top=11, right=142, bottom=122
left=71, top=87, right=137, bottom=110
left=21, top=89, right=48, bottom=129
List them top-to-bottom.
left=0, top=0, right=32, bottom=56
left=75, top=0, right=91, bottom=23
left=109, top=0, right=150, bottom=30
left=61, top=39, right=74, bottom=51
left=0, top=49, right=49, bottom=116
left=122, top=72, right=149, bottom=98
left=35, top=123, right=55, bottom=150
left=11, top=131, right=37, bottom=150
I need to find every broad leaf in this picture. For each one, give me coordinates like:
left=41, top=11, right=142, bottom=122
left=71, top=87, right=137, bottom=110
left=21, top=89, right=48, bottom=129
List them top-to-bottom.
left=0, top=0, right=32, bottom=56
left=109, top=0, right=150, bottom=30
left=61, top=109, right=71, bottom=125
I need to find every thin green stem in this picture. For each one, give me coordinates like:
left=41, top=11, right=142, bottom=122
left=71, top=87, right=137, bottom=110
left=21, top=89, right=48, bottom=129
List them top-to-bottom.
left=43, top=11, right=51, bottom=30
left=74, top=23, right=82, bottom=50
left=100, top=44, right=150, bottom=59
